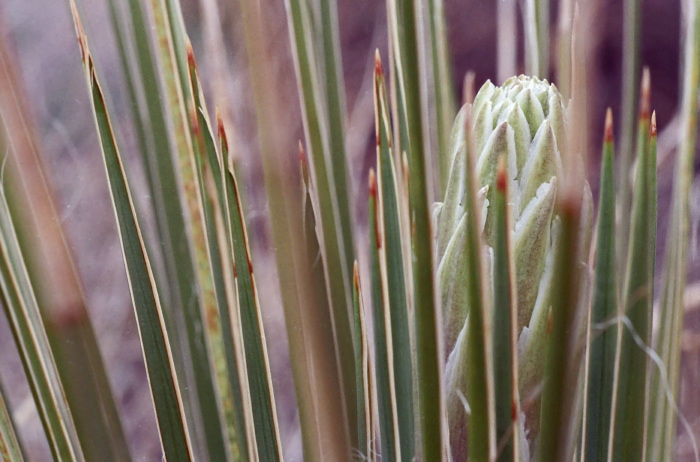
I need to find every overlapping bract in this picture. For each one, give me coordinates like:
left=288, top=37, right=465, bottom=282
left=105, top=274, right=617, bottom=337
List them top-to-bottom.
left=435, top=76, right=593, bottom=457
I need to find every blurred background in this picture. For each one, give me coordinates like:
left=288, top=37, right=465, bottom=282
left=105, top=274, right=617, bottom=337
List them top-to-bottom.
left=0, top=0, right=698, bottom=459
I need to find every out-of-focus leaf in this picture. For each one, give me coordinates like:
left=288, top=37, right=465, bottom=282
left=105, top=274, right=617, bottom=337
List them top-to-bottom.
left=284, top=1, right=358, bottom=448
left=646, top=2, right=699, bottom=460
left=0, top=17, right=128, bottom=460
left=0, top=177, right=84, bottom=462
left=536, top=194, right=584, bottom=462
left=0, top=382, right=23, bottom=462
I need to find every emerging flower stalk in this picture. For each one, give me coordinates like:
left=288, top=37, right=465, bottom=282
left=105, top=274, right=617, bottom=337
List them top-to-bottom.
left=435, top=75, right=593, bottom=459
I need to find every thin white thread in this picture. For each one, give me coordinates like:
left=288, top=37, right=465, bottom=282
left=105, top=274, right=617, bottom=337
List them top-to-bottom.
left=46, top=117, right=84, bottom=222
left=0, top=148, right=9, bottom=187
left=593, top=315, right=700, bottom=462
left=456, top=388, right=471, bottom=416
left=350, top=434, right=380, bottom=461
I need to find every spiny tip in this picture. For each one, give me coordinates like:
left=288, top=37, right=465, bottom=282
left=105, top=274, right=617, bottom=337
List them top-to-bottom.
left=186, top=40, right=196, bottom=69
left=374, top=49, right=383, bottom=76
left=640, top=67, right=651, bottom=120
left=604, top=108, right=614, bottom=143
left=216, top=109, right=228, bottom=151
left=650, top=111, right=657, bottom=137
left=369, top=169, right=377, bottom=198
left=247, top=255, right=254, bottom=275
left=353, top=261, right=360, bottom=286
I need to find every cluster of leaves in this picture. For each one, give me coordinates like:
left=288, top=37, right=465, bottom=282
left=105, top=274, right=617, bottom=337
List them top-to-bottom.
left=0, top=0, right=698, bottom=461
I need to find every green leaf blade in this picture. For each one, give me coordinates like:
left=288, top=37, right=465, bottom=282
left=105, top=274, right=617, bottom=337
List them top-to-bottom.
left=79, top=39, right=192, bottom=458
left=374, top=55, right=415, bottom=462
left=613, top=72, right=656, bottom=462
left=584, top=110, right=617, bottom=462
left=223, top=166, right=282, bottom=461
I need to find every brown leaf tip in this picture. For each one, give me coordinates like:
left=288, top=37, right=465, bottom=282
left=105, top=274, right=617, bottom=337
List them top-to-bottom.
left=70, top=0, right=88, bottom=60
left=186, top=39, right=196, bottom=71
left=374, top=49, right=383, bottom=77
left=640, top=67, right=651, bottom=120
left=604, top=108, right=614, bottom=143
left=216, top=109, right=228, bottom=151
left=650, top=111, right=657, bottom=137
left=369, top=169, right=377, bottom=199
left=353, top=261, right=360, bottom=288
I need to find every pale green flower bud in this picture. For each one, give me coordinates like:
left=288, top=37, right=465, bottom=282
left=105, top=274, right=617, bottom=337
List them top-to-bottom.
left=436, top=75, right=567, bottom=351
left=438, top=75, right=594, bottom=460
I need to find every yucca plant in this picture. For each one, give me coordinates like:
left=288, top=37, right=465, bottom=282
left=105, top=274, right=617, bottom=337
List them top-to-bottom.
left=0, top=0, right=698, bottom=461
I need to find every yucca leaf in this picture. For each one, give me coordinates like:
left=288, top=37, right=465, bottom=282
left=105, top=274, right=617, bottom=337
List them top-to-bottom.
left=284, top=0, right=358, bottom=446
left=316, top=0, right=354, bottom=266
left=387, top=0, right=444, bottom=457
left=425, top=0, right=456, bottom=193
left=497, top=0, right=518, bottom=83
left=522, top=0, right=550, bottom=77
left=616, top=0, right=642, bottom=272
left=104, top=1, right=229, bottom=457
left=647, top=1, right=700, bottom=458
left=143, top=2, right=231, bottom=456
left=238, top=2, right=350, bottom=456
left=71, top=13, right=193, bottom=456
left=0, top=27, right=129, bottom=461
left=186, top=51, right=249, bottom=461
left=373, top=53, right=415, bottom=462
left=87, top=62, right=193, bottom=461
left=612, top=71, right=656, bottom=462
left=462, top=105, right=496, bottom=461
left=584, top=109, right=617, bottom=462
left=215, top=119, right=255, bottom=462
left=296, top=146, right=352, bottom=460
left=222, top=156, right=283, bottom=461
left=491, top=158, right=520, bottom=461
left=369, top=169, right=400, bottom=462
left=0, top=174, right=84, bottom=462
left=536, top=194, right=583, bottom=462
left=518, top=216, right=561, bottom=444
left=352, top=262, right=373, bottom=461
left=0, top=383, right=23, bottom=462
